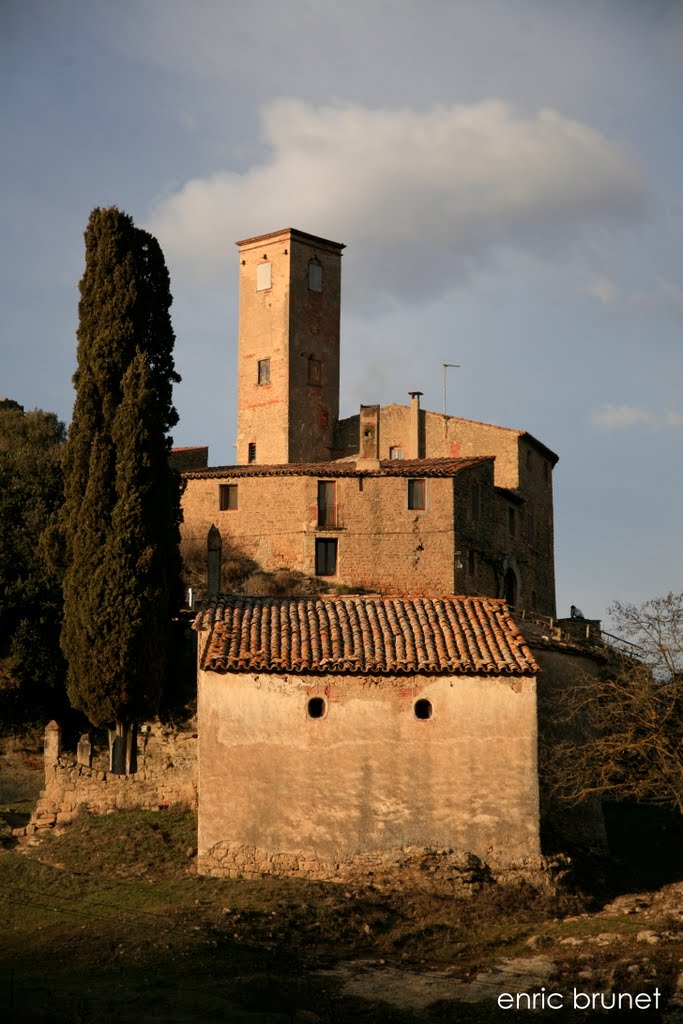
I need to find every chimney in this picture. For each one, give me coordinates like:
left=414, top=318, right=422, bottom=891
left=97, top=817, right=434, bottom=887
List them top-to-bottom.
left=408, top=391, right=424, bottom=460
left=357, top=405, right=380, bottom=468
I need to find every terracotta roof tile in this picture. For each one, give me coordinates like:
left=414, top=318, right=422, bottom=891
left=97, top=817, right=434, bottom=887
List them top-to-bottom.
left=183, top=456, right=491, bottom=480
left=195, top=595, right=538, bottom=677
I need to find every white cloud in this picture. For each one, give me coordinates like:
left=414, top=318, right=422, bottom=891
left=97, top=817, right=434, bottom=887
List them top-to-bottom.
left=148, top=98, right=643, bottom=310
left=587, top=274, right=619, bottom=306
left=592, top=404, right=683, bottom=429
left=592, top=404, right=651, bottom=429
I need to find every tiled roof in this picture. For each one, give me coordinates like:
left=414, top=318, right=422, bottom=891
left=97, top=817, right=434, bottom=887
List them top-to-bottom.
left=183, top=456, right=491, bottom=480
left=196, top=595, right=538, bottom=677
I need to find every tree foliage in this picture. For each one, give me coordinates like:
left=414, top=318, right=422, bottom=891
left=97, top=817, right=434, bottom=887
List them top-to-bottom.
left=61, top=207, right=182, bottom=733
left=0, top=401, right=67, bottom=727
left=548, top=593, right=683, bottom=814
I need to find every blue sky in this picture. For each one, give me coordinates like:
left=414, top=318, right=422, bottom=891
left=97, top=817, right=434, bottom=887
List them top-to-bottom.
left=2, top=0, right=682, bottom=626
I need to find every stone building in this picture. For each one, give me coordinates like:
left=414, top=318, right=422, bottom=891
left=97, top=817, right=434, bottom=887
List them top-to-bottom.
left=179, top=227, right=558, bottom=615
left=178, top=228, right=606, bottom=877
left=195, top=594, right=541, bottom=880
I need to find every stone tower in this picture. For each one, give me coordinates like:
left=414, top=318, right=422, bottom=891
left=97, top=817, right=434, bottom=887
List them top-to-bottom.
left=235, top=228, right=344, bottom=465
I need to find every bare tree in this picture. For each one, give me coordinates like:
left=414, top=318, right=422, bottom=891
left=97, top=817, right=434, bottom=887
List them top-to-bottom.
left=547, top=593, right=683, bottom=814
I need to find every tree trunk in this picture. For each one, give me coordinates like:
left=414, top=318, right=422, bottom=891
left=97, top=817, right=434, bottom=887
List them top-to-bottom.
left=108, top=721, right=137, bottom=774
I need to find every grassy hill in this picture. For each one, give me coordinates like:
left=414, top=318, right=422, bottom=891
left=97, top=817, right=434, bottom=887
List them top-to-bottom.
left=0, top=807, right=681, bottom=1022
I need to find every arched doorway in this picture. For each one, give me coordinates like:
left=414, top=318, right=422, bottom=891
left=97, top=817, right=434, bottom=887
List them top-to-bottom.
left=504, top=566, right=518, bottom=608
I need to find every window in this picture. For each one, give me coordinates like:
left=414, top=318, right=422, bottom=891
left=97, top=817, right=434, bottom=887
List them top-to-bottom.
left=308, top=258, right=323, bottom=292
left=256, top=262, right=272, bottom=291
left=308, top=356, right=322, bottom=386
left=257, top=358, right=270, bottom=385
left=248, top=442, right=256, bottom=464
left=389, top=446, right=403, bottom=460
left=408, top=478, right=425, bottom=510
left=317, top=480, right=336, bottom=527
left=471, top=483, right=480, bottom=521
left=219, top=484, right=238, bottom=510
left=508, top=507, right=516, bottom=536
left=315, top=538, right=337, bottom=576
left=504, top=568, right=518, bottom=607
left=307, top=696, right=326, bottom=718
left=414, top=699, right=432, bottom=720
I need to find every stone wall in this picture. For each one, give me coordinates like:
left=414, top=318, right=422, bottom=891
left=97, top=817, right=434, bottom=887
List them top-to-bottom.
left=236, top=229, right=343, bottom=465
left=332, top=405, right=557, bottom=615
left=169, top=446, right=209, bottom=471
left=181, top=456, right=556, bottom=613
left=182, top=469, right=461, bottom=595
left=534, top=645, right=608, bottom=853
left=12, top=719, right=197, bottom=843
left=198, top=840, right=554, bottom=894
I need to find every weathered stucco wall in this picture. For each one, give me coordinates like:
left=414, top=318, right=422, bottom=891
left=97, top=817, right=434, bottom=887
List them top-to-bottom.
left=534, top=646, right=607, bottom=852
left=198, top=670, right=540, bottom=878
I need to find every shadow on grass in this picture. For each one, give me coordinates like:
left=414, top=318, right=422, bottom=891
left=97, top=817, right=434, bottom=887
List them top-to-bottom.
left=602, top=801, right=683, bottom=893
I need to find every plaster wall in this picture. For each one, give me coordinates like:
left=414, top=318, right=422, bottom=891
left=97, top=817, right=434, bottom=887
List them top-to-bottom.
left=197, top=670, right=540, bottom=874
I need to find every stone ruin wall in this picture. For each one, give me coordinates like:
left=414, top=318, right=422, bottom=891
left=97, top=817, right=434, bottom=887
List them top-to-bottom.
left=11, top=719, right=197, bottom=844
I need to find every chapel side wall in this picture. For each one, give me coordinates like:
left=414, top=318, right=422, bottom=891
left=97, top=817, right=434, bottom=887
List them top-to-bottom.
left=181, top=473, right=457, bottom=595
left=534, top=648, right=607, bottom=852
left=198, top=670, right=539, bottom=877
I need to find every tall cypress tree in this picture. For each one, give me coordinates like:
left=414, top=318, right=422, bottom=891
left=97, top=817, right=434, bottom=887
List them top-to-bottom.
left=61, top=208, right=181, bottom=769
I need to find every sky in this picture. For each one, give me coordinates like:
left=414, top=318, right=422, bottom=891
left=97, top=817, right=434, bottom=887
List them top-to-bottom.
left=2, top=0, right=682, bottom=628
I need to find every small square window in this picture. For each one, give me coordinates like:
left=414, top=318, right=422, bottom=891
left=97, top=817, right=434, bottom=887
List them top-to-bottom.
left=256, top=262, right=272, bottom=291
left=257, top=358, right=270, bottom=385
left=248, top=442, right=256, bottom=464
left=389, top=446, right=403, bottom=460
left=408, top=478, right=425, bottom=510
left=219, top=484, right=238, bottom=511
left=315, top=538, right=337, bottom=576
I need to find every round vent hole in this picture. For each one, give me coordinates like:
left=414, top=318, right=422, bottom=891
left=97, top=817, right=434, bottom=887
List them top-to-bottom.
left=414, top=698, right=433, bottom=720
